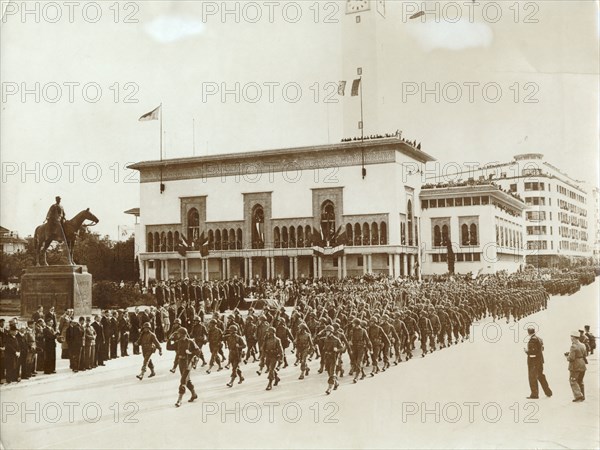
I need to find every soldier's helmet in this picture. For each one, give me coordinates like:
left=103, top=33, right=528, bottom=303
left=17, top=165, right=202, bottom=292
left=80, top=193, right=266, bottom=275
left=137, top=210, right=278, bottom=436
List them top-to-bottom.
left=193, top=316, right=201, bottom=322
left=174, top=318, right=182, bottom=325
left=352, top=318, right=361, bottom=325
left=209, top=319, right=217, bottom=325
left=142, top=322, right=151, bottom=329
left=299, top=323, right=308, bottom=331
left=229, top=325, right=238, bottom=332
left=325, top=325, right=334, bottom=332
left=177, top=327, right=188, bottom=336
left=267, top=327, right=276, bottom=334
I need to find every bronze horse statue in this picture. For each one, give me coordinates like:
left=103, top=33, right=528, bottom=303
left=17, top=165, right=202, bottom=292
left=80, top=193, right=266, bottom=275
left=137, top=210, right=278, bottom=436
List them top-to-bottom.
left=34, top=208, right=99, bottom=266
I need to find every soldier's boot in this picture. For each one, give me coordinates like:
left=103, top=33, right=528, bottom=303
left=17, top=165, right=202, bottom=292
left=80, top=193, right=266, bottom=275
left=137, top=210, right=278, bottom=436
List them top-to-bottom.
left=200, top=356, right=207, bottom=367
left=283, top=356, right=288, bottom=369
left=217, top=363, right=223, bottom=372
left=206, top=364, right=213, bottom=374
left=224, top=364, right=230, bottom=370
left=318, top=364, right=324, bottom=374
left=170, top=365, right=177, bottom=373
left=305, top=366, right=310, bottom=376
left=148, top=368, right=156, bottom=378
left=256, top=368, right=262, bottom=376
left=339, top=368, right=344, bottom=377
left=136, top=369, right=145, bottom=380
left=237, top=369, right=244, bottom=384
left=360, top=369, right=366, bottom=380
left=299, top=371, right=305, bottom=380
left=274, top=374, right=281, bottom=386
left=227, top=377, right=235, bottom=388
left=266, top=380, right=273, bottom=391
left=333, top=380, right=339, bottom=391
left=326, top=383, right=333, bottom=395
left=189, top=390, right=198, bottom=402
left=175, top=394, right=184, bottom=407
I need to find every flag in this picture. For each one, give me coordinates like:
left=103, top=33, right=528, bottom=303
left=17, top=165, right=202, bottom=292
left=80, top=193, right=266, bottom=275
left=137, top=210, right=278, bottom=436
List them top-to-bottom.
left=351, top=78, right=361, bottom=96
left=338, top=81, right=347, bottom=96
left=139, top=105, right=161, bottom=121
left=117, top=225, right=134, bottom=241
left=312, top=227, right=324, bottom=247
left=197, top=231, right=209, bottom=257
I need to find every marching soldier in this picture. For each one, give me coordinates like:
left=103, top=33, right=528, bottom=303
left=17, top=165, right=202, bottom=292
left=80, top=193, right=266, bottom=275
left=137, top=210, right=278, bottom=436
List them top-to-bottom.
left=190, top=316, right=208, bottom=366
left=349, top=318, right=371, bottom=383
left=206, top=319, right=223, bottom=374
left=135, top=322, right=162, bottom=380
left=294, top=323, right=314, bottom=380
left=225, top=325, right=246, bottom=387
left=322, top=325, right=342, bottom=395
left=173, top=327, right=201, bottom=407
left=262, top=327, right=283, bottom=391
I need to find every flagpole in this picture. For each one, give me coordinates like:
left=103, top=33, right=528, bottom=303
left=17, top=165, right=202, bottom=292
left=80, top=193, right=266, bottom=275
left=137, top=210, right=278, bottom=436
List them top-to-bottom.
left=359, top=72, right=366, bottom=179
left=160, top=102, right=164, bottom=193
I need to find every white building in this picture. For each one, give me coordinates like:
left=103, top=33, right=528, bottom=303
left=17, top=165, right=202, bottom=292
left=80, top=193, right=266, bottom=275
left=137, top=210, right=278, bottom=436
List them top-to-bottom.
left=129, top=138, right=435, bottom=284
left=427, top=153, right=594, bottom=267
left=420, top=183, right=527, bottom=275
left=0, top=226, right=27, bottom=254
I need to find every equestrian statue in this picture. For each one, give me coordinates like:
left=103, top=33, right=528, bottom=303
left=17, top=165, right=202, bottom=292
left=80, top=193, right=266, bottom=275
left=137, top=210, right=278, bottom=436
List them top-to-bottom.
left=33, top=196, right=99, bottom=266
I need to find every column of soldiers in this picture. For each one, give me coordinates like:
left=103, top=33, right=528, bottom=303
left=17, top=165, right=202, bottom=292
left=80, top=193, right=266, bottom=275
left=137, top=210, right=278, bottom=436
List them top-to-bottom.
left=154, top=270, right=590, bottom=405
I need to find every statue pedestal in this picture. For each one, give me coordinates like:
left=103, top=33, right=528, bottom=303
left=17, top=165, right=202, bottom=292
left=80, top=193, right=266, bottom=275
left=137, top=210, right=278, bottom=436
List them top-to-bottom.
left=20, top=265, right=92, bottom=317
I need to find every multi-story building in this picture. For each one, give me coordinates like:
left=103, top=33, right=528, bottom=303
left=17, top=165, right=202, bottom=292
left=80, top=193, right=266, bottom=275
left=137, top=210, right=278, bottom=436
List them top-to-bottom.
left=129, top=138, right=434, bottom=283
left=427, top=153, right=593, bottom=267
left=0, top=226, right=27, bottom=254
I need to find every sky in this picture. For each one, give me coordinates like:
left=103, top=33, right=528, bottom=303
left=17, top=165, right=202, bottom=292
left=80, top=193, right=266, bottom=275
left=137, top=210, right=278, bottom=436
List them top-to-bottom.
left=1, top=0, right=598, bottom=239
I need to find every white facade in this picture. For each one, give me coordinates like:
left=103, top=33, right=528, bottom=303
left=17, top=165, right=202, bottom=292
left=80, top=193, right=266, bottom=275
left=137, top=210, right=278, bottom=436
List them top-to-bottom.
left=130, top=138, right=434, bottom=284
left=427, top=153, right=595, bottom=266
left=420, top=185, right=527, bottom=275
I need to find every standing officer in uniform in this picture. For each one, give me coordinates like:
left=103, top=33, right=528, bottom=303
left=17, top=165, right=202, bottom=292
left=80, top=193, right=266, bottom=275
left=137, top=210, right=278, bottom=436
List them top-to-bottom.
left=524, top=327, right=552, bottom=399
left=565, top=330, right=587, bottom=402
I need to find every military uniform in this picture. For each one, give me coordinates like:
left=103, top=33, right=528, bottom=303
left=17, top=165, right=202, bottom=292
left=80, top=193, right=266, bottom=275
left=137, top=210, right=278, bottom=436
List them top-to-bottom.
left=525, top=331, right=552, bottom=398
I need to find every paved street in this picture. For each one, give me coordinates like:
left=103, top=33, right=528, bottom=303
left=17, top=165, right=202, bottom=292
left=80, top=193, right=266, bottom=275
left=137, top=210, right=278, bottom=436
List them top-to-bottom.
left=1, top=281, right=598, bottom=449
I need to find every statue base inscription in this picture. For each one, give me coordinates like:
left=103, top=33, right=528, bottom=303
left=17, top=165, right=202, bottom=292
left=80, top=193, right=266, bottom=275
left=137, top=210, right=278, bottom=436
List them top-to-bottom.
left=20, top=265, right=92, bottom=317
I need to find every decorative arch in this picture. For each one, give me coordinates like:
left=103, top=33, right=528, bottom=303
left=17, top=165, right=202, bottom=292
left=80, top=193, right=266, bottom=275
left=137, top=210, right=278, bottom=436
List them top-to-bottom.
left=320, top=200, right=336, bottom=243
left=407, top=200, right=414, bottom=245
left=252, top=204, right=265, bottom=249
left=187, top=208, right=200, bottom=243
left=371, top=222, right=379, bottom=246
left=380, top=222, right=387, bottom=245
left=346, top=224, right=353, bottom=246
left=289, top=226, right=296, bottom=248
left=274, top=227, right=281, bottom=248
left=147, top=232, right=154, bottom=252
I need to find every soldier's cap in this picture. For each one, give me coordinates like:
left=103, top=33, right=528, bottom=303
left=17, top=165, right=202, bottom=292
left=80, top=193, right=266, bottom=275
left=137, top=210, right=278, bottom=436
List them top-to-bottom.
left=55, top=196, right=61, bottom=200
left=79, top=316, right=85, bottom=322
left=142, top=322, right=151, bottom=329
left=9, top=323, right=17, bottom=331
left=325, top=325, right=334, bottom=332
left=584, top=325, right=590, bottom=330
left=578, top=329, right=584, bottom=333
left=570, top=330, right=580, bottom=337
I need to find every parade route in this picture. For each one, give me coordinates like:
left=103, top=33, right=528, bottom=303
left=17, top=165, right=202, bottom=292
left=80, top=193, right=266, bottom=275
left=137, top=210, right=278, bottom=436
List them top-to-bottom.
left=1, top=280, right=598, bottom=449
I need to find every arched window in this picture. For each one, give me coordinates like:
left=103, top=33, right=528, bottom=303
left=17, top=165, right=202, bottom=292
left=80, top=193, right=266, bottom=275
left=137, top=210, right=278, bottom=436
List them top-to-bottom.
left=320, top=200, right=336, bottom=243
left=407, top=200, right=414, bottom=245
left=252, top=204, right=265, bottom=249
left=187, top=208, right=200, bottom=243
left=371, top=222, right=379, bottom=246
left=380, top=222, right=387, bottom=245
left=354, top=223, right=362, bottom=246
left=362, top=223, right=370, bottom=245
left=401, top=223, right=406, bottom=245
left=469, top=223, right=478, bottom=245
left=346, top=224, right=353, bottom=246
left=461, top=224, right=469, bottom=246
left=305, top=225, right=312, bottom=247
left=433, top=225, right=441, bottom=247
left=441, top=225, right=449, bottom=247
left=496, top=225, right=499, bottom=245
left=289, top=226, right=296, bottom=248
left=297, top=226, right=304, bottom=248
left=274, top=227, right=281, bottom=248
left=281, top=227, right=288, bottom=248
left=236, top=228, right=242, bottom=249
left=221, top=229, right=228, bottom=251
left=229, top=229, right=235, bottom=250
left=208, top=230, right=215, bottom=250
left=215, top=230, right=222, bottom=250
left=167, top=231, right=173, bottom=252
left=174, top=231, right=180, bottom=249
left=153, top=232, right=159, bottom=252
left=160, top=232, right=166, bottom=252
left=147, top=233, right=153, bottom=252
